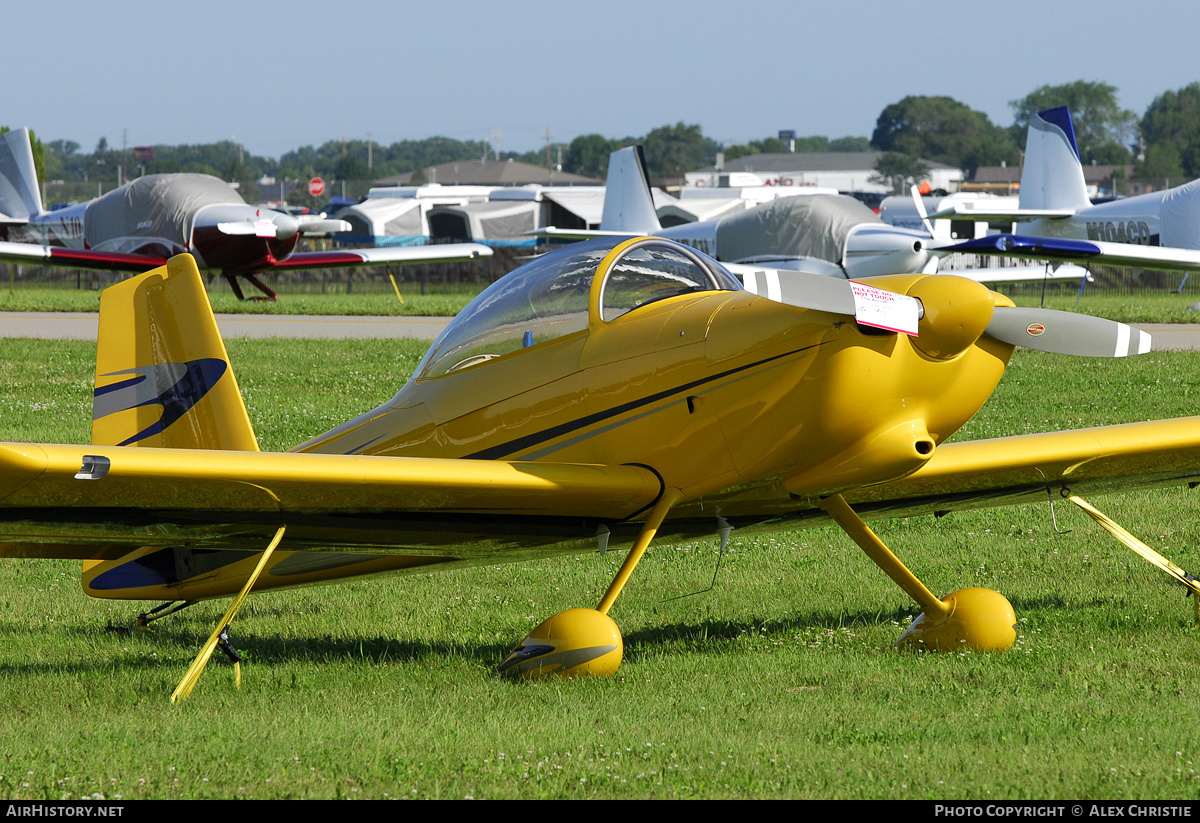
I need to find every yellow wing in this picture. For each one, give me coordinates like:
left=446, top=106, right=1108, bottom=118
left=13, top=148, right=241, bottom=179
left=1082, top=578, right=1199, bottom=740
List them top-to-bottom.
left=845, top=416, right=1200, bottom=519
left=0, top=442, right=663, bottom=600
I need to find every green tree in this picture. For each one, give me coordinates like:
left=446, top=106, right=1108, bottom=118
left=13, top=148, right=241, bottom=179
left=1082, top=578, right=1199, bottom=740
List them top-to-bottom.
left=1009, top=81, right=1135, bottom=164
left=1139, top=83, right=1200, bottom=178
left=872, top=96, right=1018, bottom=171
left=640, top=122, right=720, bottom=179
left=563, top=134, right=622, bottom=178
left=828, top=136, right=871, bottom=152
left=1137, top=143, right=1185, bottom=184
left=869, top=152, right=931, bottom=195
left=335, top=155, right=370, bottom=181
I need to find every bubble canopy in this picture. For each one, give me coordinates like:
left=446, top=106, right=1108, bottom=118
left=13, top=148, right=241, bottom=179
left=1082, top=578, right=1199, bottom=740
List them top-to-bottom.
left=413, top=237, right=742, bottom=380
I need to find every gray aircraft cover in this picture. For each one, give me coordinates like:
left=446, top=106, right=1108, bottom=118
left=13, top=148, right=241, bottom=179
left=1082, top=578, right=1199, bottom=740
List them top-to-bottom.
left=84, top=174, right=244, bottom=253
left=1159, top=178, right=1200, bottom=251
left=714, top=194, right=880, bottom=265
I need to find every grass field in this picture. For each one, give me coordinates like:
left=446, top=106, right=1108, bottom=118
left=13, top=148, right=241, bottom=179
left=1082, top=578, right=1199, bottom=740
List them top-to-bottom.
left=6, top=281, right=1200, bottom=324
left=0, top=286, right=479, bottom=317
left=2, top=339, right=1200, bottom=799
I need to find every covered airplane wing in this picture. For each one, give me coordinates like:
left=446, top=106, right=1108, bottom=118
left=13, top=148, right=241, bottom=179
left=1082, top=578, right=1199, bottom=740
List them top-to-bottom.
left=946, top=234, right=1200, bottom=274
left=0, top=239, right=168, bottom=271
left=0, top=239, right=492, bottom=273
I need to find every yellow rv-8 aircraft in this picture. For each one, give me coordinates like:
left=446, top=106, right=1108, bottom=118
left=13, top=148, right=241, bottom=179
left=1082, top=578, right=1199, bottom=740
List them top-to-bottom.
left=1, top=235, right=1197, bottom=701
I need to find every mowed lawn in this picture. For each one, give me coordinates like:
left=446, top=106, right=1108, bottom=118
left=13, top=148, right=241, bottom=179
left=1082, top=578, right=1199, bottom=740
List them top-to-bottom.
left=2, top=338, right=1200, bottom=799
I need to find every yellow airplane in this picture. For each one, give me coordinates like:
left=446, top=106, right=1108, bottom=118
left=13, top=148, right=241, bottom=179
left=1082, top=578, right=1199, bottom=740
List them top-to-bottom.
left=1, top=235, right=1197, bottom=700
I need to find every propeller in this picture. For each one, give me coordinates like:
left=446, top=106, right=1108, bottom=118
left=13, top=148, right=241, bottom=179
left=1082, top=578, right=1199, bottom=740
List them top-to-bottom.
left=217, top=211, right=300, bottom=239
left=731, top=264, right=1152, bottom=358
left=986, top=307, right=1151, bottom=357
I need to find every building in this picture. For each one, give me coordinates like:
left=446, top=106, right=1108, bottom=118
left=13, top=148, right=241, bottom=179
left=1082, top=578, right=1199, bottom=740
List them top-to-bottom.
left=684, top=152, right=964, bottom=195
left=372, top=158, right=599, bottom=188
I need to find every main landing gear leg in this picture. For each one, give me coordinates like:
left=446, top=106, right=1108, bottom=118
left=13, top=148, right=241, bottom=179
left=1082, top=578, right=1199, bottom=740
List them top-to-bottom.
left=497, top=489, right=684, bottom=679
left=819, top=493, right=1017, bottom=652
left=1068, top=493, right=1200, bottom=628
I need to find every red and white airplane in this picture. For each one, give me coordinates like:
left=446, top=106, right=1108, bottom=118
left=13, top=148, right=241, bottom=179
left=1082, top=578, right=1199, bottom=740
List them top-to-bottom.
left=0, top=128, right=491, bottom=299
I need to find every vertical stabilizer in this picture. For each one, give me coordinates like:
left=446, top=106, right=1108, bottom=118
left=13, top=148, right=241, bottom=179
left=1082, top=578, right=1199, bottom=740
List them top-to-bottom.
left=1019, top=107, right=1091, bottom=213
left=0, top=127, right=44, bottom=219
left=600, top=146, right=662, bottom=233
left=91, top=254, right=259, bottom=451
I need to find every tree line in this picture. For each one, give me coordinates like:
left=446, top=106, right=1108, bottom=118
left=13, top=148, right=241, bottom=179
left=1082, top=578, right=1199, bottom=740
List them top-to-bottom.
left=22, top=79, right=1200, bottom=207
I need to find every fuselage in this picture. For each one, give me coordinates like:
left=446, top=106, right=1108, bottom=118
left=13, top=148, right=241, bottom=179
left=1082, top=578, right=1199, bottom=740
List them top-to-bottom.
left=28, top=173, right=302, bottom=273
left=1019, top=188, right=1176, bottom=246
left=654, top=199, right=935, bottom=279
left=297, top=237, right=1013, bottom=521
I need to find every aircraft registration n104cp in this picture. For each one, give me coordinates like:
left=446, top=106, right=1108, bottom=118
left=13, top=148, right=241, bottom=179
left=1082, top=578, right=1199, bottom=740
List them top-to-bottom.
left=0, top=128, right=491, bottom=299
left=1, top=236, right=1194, bottom=702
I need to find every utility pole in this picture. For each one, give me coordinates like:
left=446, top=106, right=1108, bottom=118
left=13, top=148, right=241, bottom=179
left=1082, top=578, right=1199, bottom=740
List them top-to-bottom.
left=544, top=127, right=552, bottom=169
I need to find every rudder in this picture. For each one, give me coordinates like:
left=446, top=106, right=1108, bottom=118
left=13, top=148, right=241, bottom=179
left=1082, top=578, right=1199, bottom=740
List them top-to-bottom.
left=1019, top=107, right=1091, bottom=213
left=0, top=127, right=44, bottom=221
left=600, top=146, right=662, bottom=233
left=91, top=254, right=259, bottom=451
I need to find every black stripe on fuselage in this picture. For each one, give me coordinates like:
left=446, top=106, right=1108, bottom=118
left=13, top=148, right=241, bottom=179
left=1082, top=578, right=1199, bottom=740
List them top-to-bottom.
left=464, top=343, right=821, bottom=460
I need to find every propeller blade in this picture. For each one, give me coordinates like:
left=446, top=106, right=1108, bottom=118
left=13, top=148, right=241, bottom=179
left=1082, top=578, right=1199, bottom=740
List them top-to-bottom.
left=910, top=185, right=935, bottom=236
left=297, top=218, right=352, bottom=235
left=217, top=221, right=257, bottom=236
left=730, top=264, right=919, bottom=335
left=734, top=265, right=856, bottom=315
left=986, top=307, right=1151, bottom=357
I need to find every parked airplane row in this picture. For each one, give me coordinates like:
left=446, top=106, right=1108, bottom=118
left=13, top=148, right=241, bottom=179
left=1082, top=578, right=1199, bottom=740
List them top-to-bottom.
left=3, top=107, right=1198, bottom=301
left=0, top=129, right=492, bottom=299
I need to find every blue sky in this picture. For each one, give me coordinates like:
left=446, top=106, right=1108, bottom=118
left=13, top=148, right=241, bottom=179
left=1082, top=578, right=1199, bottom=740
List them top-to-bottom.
left=10, top=0, right=1200, bottom=159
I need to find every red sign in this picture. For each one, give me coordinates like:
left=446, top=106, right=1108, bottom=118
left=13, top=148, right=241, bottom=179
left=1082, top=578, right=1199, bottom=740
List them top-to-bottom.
left=133, top=147, right=153, bottom=163
left=307, top=177, right=326, bottom=197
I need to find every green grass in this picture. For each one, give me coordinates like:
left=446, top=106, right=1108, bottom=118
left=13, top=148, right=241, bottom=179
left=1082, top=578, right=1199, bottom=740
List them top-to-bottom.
left=7, top=282, right=1200, bottom=323
left=0, top=286, right=477, bottom=317
left=1003, top=292, right=1200, bottom=324
left=3, top=340, right=1200, bottom=798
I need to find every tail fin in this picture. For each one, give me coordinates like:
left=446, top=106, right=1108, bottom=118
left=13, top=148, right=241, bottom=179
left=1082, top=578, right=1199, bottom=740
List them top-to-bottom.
left=1019, top=107, right=1091, bottom=213
left=0, top=127, right=45, bottom=220
left=600, top=146, right=662, bottom=233
left=91, top=254, right=259, bottom=451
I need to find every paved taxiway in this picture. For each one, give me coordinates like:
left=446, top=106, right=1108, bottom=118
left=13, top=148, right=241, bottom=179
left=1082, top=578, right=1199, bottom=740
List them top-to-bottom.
left=4, top=314, right=1200, bottom=349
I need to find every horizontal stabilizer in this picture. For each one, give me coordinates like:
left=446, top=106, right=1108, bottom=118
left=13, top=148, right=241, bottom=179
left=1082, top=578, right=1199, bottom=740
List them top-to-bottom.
left=926, top=204, right=1076, bottom=221
left=525, top=227, right=639, bottom=240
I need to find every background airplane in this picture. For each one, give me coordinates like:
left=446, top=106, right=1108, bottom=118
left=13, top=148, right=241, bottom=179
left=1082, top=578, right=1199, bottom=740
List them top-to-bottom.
left=930, top=107, right=1200, bottom=278
left=0, top=128, right=492, bottom=299
left=539, top=146, right=1090, bottom=287
left=0, top=238, right=1186, bottom=700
